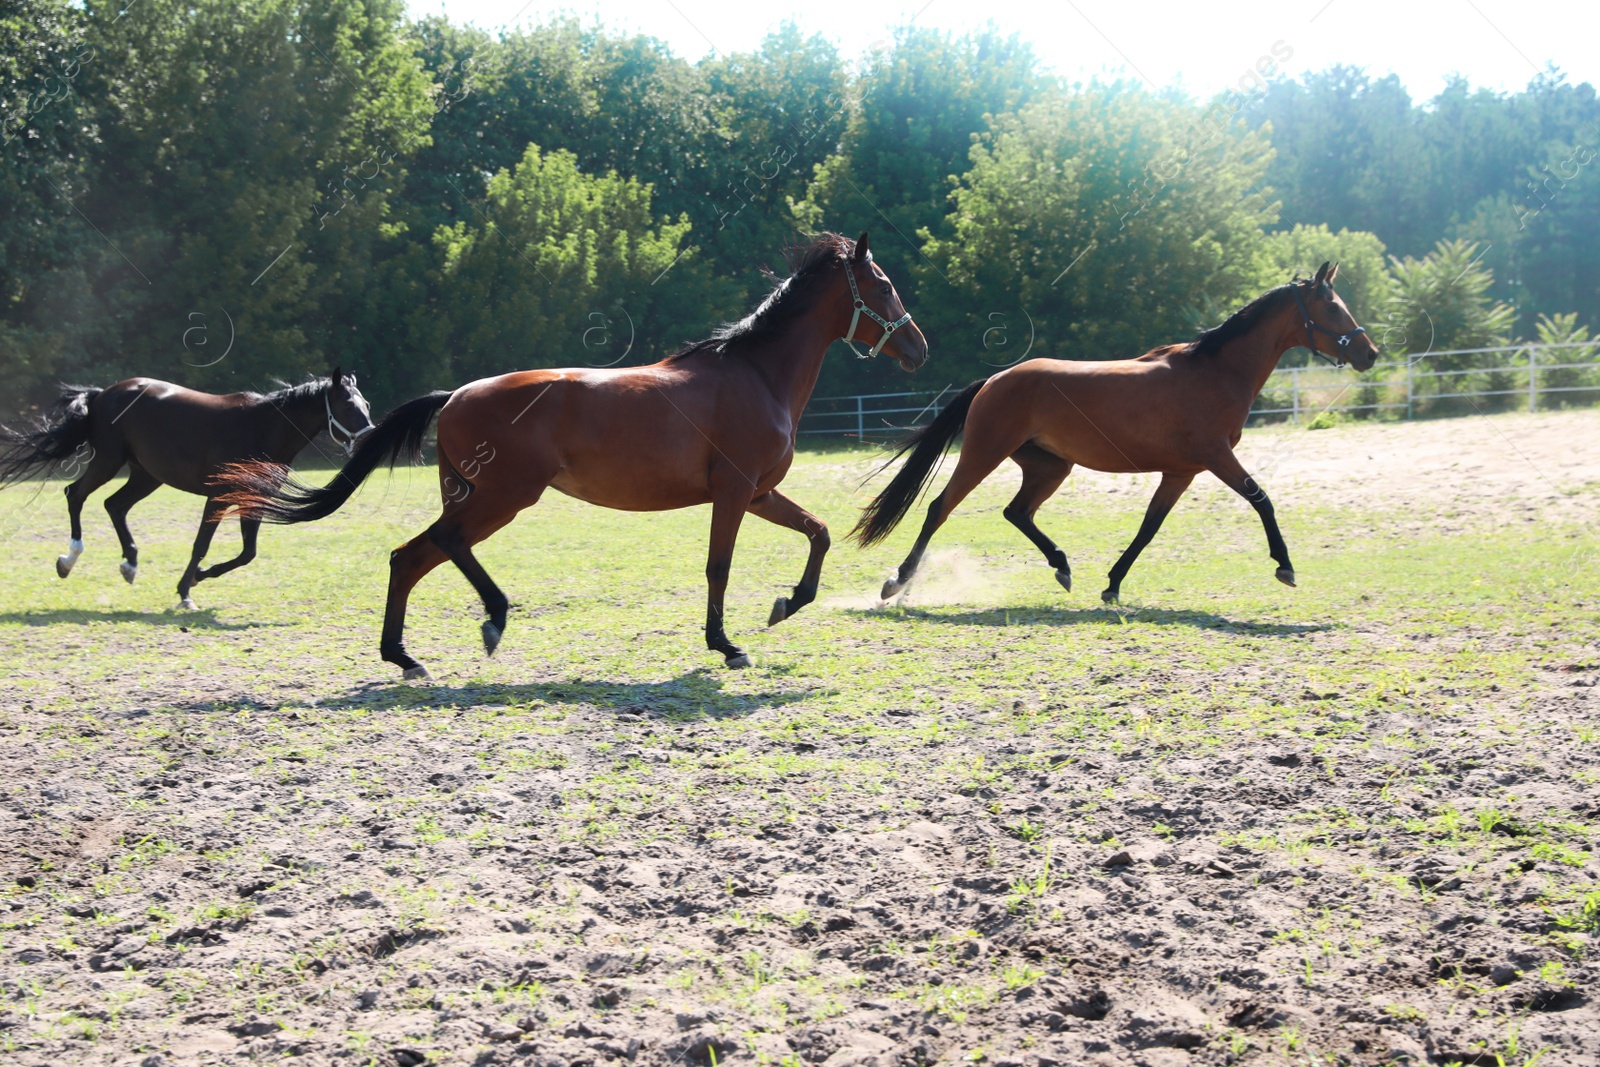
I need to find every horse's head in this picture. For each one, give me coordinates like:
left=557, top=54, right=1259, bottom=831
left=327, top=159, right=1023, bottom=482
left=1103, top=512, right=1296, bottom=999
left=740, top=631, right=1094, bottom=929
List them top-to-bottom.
left=842, top=232, right=928, bottom=372
left=1295, top=262, right=1379, bottom=372
left=326, top=367, right=374, bottom=455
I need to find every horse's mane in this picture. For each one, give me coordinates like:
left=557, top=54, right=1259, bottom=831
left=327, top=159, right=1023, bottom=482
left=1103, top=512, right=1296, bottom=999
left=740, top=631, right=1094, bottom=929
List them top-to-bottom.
left=665, top=232, right=855, bottom=361
left=1187, top=283, right=1297, bottom=357
left=255, top=377, right=331, bottom=404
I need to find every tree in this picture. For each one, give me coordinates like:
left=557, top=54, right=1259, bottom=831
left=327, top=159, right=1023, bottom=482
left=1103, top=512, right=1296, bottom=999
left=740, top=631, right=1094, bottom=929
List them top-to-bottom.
left=0, top=0, right=90, bottom=410
left=56, top=0, right=433, bottom=392
left=796, top=26, right=1042, bottom=392
left=918, top=83, right=1279, bottom=384
left=415, top=144, right=698, bottom=389
left=1387, top=239, right=1516, bottom=358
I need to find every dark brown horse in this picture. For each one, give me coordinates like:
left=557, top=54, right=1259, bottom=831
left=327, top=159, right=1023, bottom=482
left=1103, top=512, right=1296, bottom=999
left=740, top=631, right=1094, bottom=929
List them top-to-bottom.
left=220, top=233, right=928, bottom=679
left=854, top=263, right=1377, bottom=602
left=0, top=372, right=374, bottom=608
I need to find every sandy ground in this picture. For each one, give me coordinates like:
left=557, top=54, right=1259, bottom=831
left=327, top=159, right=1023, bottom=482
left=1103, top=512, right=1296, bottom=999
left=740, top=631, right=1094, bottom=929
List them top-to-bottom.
left=1, top=409, right=1597, bottom=1067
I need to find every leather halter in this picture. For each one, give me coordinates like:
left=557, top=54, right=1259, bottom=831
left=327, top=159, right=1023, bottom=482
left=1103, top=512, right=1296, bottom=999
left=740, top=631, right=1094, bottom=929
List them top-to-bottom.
left=842, top=257, right=913, bottom=359
left=1293, top=282, right=1367, bottom=366
left=325, top=388, right=371, bottom=455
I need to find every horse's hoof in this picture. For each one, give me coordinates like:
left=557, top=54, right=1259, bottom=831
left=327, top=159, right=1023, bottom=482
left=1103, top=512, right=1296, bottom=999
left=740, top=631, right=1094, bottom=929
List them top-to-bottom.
left=56, top=540, right=83, bottom=578
left=119, top=561, right=137, bottom=584
left=1276, top=567, right=1297, bottom=588
left=1055, top=568, right=1072, bottom=593
left=880, top=577, right=905, bottom=600
left=1100, top=588, right=1119, bottom=604
left=179, top=597, right=197, bottom=611
left=767, top=597, right=788, bottom=627
left=482, top=621, right=502, bottom=656
left=725, top=652, right=752, bottom=669
left=402, top=665, right=432, bottom=681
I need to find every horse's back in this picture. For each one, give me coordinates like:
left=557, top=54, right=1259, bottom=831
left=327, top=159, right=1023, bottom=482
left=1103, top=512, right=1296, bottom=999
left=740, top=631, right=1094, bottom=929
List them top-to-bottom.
left=981, top=354, right=1214, bottom=473
left=437, top=361, right=792, bottom=511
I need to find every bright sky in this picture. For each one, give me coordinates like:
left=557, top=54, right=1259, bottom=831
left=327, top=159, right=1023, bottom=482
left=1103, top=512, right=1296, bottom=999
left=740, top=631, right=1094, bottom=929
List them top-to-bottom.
left=411, top=0, right=1599, bottom=101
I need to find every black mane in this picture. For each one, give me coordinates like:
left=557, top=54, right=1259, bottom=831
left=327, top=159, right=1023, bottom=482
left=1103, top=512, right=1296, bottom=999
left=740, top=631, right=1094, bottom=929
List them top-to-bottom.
left=666, top=232, right=855, bottom=361
left=1188, top=283, right=1297, bottom=357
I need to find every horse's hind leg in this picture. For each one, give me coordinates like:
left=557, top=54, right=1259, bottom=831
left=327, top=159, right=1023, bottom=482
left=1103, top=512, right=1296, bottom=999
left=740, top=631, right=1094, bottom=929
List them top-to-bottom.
left=882, top=428, right=1019, bottom=600
left=1002, top=444, right=1075, bottom=592
left=56, top=448, right=126, bottom=577
left=102, top=464, right=159, bottom=584
left=1102, top=472, right=1195, bottom=603
left=749, top=489, right=830, bottom=626
left=175, top=499, right=230, bottom=608
left=426, top=499, right=521, bottom=657
left=192, top=515, right=261, bottom=585
left=380, top=531, right=450, bottom=680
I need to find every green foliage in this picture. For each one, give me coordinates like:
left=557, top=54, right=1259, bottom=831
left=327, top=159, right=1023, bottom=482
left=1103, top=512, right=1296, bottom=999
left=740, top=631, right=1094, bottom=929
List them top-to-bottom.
left=2, top=6, right=1599, bottom=418
left=797, top=25, right=1043, bottom=393
left=1256, top=68, right=1600, bottom=337
left=921, top=83, right=1278, bottom=369
left=419, top=144, right=696, bottom=387
left=1387, top=239, right=1517, bottom=365
left=1532, top=313, right=1599, bottom=407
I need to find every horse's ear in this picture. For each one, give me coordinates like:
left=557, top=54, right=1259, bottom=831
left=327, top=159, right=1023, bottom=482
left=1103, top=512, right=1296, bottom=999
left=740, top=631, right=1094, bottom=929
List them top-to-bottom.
left=853, top=232, right=870, bottom=263
left=1313, top=261, right=1331, bottom=285
left=1326, top=262, right=1340, bottom=284
left=330, top=364, right=342, bottom=382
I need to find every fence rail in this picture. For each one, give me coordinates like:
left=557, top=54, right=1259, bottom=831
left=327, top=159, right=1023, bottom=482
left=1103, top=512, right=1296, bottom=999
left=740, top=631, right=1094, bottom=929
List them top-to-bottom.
left=797, top=342, right=1600, bottom=438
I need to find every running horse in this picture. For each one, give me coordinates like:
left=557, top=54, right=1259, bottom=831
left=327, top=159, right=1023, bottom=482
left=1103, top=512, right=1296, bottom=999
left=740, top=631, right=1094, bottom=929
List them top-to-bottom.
left=219, top=233, right=928, bottom=678
left=854, top=262, right=1378, bottom=602
left=0, top=372, right=374, bottom=608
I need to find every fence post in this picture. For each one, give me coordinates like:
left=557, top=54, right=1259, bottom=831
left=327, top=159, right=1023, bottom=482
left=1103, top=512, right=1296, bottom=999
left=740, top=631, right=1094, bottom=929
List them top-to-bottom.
left=1529, top=345, right=1538, bottom=413
left=1406, top=360, right=1414, bottom=420
left=1291, top=369, right=1300, bottom=424
left=856, top=395, right=864, bottom=440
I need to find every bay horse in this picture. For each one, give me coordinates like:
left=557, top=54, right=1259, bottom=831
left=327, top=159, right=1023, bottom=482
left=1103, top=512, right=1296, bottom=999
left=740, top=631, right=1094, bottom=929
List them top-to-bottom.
left=218, top=232, right=928, bottom=679
left=853, top=262, right=1378, bottom=603
left=0, top=372, right=374, bottom=608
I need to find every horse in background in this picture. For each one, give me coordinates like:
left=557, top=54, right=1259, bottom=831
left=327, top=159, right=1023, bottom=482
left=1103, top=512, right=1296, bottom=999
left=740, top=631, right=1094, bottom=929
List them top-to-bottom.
left=855, top=262, right=1378, bottom=603
left=0, top=371, right=374, bottom=609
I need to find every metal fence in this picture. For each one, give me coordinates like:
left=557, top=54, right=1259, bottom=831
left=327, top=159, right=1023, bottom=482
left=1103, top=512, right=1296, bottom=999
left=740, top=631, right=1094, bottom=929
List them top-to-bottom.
left=797, top=342, right=1600, bottom=438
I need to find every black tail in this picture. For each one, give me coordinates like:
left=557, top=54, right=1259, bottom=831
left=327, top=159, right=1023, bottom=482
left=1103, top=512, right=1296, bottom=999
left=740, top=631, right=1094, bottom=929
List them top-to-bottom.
left=851, top=378, right=988, bottom=547
left=0, top=385, right=103, bottom=486
left=215, top=390, right=453, bottom=524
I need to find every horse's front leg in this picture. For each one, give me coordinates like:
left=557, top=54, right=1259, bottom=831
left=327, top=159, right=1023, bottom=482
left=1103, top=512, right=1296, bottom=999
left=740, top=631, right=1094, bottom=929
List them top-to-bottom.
left=1207, top=451, right=1296, bottom=587
left=704, top=484, right=755, bottom=667
left=748, top=489, right=830, bottom=626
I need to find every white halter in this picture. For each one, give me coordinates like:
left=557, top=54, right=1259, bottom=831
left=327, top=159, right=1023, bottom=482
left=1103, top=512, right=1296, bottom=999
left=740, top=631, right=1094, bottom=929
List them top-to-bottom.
left=842, top=258, right=913, bottom=359
left=325, top=390, right=371, bottom=455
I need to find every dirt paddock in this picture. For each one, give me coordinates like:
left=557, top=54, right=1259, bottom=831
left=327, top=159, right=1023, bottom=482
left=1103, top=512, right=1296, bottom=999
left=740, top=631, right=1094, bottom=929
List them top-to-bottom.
left=1, top=409, right=1597, bottom=1067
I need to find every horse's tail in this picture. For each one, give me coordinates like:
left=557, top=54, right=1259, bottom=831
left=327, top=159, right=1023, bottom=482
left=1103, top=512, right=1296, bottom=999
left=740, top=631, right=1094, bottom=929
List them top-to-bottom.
left=851, top=378, right=988, bottom=547
left=0, top=385, right=103, bottom=487
left=216, top=390, right=453, bottom=524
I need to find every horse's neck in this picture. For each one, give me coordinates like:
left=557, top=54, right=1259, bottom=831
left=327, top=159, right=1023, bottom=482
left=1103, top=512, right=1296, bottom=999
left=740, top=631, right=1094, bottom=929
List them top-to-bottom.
left=1222, top=305, right=1301, bottom=400
left=743, top=321, right=835, bottom=425
left=263, top=390, right=325, bottom=458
